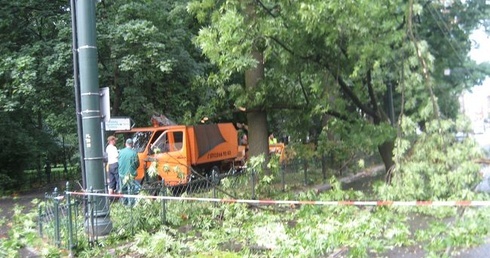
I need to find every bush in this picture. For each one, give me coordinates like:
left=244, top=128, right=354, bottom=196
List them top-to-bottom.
left=0, top=174, right=16, bottom=195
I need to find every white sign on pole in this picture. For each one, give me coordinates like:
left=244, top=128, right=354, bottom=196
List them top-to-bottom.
left=99, top=87, right=110, bottom=122
left=105, top=117, right=131, bottom=131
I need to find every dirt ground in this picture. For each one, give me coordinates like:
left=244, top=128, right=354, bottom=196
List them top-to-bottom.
left=1, top=185, right=64, bottom=258
left=0, top=186, right=59, bottom=239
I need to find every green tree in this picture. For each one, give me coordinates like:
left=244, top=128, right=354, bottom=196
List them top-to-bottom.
left=0, top=0, right=77, bottom=185
left=0, top=0, right=211, bottom=188
left=95, top=0, right=210, bottom=127
left=190, top=0, right=489, bottom=180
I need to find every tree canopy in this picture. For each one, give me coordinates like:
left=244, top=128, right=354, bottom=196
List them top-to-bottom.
left=0, top=0, right=489, bottom=190
left=189, top=0, right=490, bottom=174
left=2, top=1, right=490, bottom=257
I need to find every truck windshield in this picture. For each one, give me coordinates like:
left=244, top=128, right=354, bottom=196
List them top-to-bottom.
left=152, top=130, right=183, bottom=153
left=129, top=131, right=153, bottom=153
left=152, top=133, right=168, bottom=153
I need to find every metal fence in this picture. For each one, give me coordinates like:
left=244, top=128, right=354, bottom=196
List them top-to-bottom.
left=37, top=155, right=383, bottom=255
left=25, top=166, right=81, bottom=189
left=38, top=170, right=249, bottom=254
left=39, top=185, right=79, bottom=253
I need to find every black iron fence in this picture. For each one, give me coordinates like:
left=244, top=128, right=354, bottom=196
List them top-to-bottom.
left=37, top=155, right=383, bottom=255
left=24, top=166, right=81, bottom=189
left=38, top=171, right=248, bottom=254
left=39, top=185, right=79, bottom=254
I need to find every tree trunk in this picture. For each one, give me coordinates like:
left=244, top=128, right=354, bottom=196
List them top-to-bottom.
left=244, top=1, right=269, bottom=174
left=245, top=49, right=269, bottom=174
left=112, top=63, right=121, bottom=116
left=321, top=73, right=336, bottom=181
left=379, top=83, right=396, bottom=182
left=36, top=110, right=43, bottom=183
left=247, top=111, right=268, bottom=160
left=321, top=113, right=330, bottom=181
left=373, top=115, right=395, bottom=182
left=378, top=139, right=395, bottom=182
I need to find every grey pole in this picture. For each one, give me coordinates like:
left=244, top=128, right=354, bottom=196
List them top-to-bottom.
left=70, top=0, right=86, bottom=188
left=75, top=0, right=112, bottom=236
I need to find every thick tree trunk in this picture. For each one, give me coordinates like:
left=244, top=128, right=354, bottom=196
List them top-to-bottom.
left=243, top=1, right=269, bottom=174
left=245, top=49, right=269, bottom=173
left=321, top=74, right=336, bottom=181
left=379, top=83, right=396, bottom=183
left=247, top=111, right=268, bottom=159
left=378, top=139, right=395, bottom=182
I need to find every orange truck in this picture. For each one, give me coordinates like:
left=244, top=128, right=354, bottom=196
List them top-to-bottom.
left=115, top=122, right=285, bottom=187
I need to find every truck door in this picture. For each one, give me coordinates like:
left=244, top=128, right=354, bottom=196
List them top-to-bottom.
left=150, top=129, right=189, bottom=186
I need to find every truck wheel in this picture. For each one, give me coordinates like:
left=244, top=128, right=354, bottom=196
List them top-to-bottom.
left=210, top=166, right=221, bottom=185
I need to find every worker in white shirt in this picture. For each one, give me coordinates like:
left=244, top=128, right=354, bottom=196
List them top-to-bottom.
left=106, top=135, right=119, bottom=194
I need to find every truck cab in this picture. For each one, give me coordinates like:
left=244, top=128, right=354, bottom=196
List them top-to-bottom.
left=116, top=123, right=240, bottom=187
left=115, top=126, right=169, bottom=182
left=147, top=126, right=189, bottom=186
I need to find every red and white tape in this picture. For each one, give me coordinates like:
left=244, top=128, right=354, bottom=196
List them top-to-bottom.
left=66, top=191, right=490, bottom=207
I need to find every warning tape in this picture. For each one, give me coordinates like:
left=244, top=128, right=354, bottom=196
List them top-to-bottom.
left=66, top=191, right=490, bottom=207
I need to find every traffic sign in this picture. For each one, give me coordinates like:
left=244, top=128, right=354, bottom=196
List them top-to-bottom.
left=105, top=117, right=132, bottom=131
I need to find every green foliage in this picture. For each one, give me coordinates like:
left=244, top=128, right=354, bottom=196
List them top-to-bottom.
left=0, top=0, right=78, bottom=186
left=2, top=0, right=490, bottom=256
left=96, top=0, right=210, bottom=126
left=189, top=0, right=489, bottom=180
left=0, top=111, right=38, bottom=186
left=379, top=117, right=483, bottom=201
left=0, top=174, right=16, bottom=195
left=4, top=180, right=489, bottom=258
left=0, top=200, right=51, bottom=257
left=413, top=207, right=490, bottom=257
left=132, top=229, right=186, bottom=257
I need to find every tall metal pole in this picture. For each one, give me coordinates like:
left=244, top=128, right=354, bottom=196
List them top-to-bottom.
left=70, top=0, right=86, bottom=188
left=75, top=0, right=112, bottom=236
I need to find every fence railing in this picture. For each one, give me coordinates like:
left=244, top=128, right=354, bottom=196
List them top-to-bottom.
left=37, top=155, right=383, bottom=255
left=25, top=166, right=81, bottom=189
left=38, top=171, right=248, bottom=254
left=39, top=185, right=79, bottom=253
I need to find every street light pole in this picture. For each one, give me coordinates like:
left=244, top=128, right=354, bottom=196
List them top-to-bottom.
left=70, top=0, right=86, bottom=189
left=75, top=0, right=112, bottom=236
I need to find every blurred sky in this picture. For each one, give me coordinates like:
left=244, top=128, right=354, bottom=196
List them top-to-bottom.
left=462, top=27, right=490, bottom=120
left=470, top=27, right=490, bottom=64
